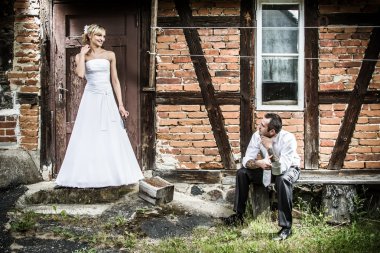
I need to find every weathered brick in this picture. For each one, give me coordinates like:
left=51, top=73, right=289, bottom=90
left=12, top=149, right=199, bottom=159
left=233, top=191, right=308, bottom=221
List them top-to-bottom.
left=0, top=122, right=17, bottom=128
left=0, top=136, right=17, bottom=142
left=170, top=141, right=192, bottom=147
left=193, top=141, right=217, bottom=148
left=343, top=161, right=365, bottom=169
left=365, top=162, right=380, bottom=168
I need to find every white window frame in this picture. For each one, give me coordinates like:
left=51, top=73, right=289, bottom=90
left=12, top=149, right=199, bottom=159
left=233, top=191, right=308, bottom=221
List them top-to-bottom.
left=256, top=0, right=305, bottom=111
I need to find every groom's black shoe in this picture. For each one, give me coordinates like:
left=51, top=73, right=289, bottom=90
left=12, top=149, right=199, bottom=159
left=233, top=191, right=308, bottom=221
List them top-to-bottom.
left=221, top=213, right=244, bottom=226
left=273, top=227, right=292, bottom=241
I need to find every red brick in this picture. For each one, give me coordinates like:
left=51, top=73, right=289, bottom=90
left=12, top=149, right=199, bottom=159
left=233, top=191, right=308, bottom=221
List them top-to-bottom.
left=23, top=23, right=39, bottom=29
left=157, top=36, right=176, bottom=43
left=341, top=40, right=362, bottom=46
left=157, top=64, right=180, bottom=70
left=156, top=78, right=181, bottom=84
left=319, top=83, right=345, bottom=90
left=157, top=105, right=181, bottom=112
left=180, top=105, right=200, bottom=112
left=188, top=112, right=207, bottom=118
left=223, top=112, right=239, bottom=119
left=320, top=118, right=341, bottom=125
left=159, top=119, right=178, bottom=126
left=178, top=119, right=203, bottom=125
left=0, top=122, right=17, bottom=128
left=355, top=125, right=379, bottom=132
left=169, top=126, right=191, bottom=133
left=192, top=126, right=212, bottom=132
left=5, top=129, right=15, bottom=136
left=319, top=132, right=338, bottom=139
left=353, top=132, right=378, bottom=139
left=180, top=134, right=204, bottom=140
left=0, top=136, right=17, bottom=142
left=359, top=139, right=380, bottom=146
left=320, top=140, right=335, bottom=147
left=170, top=141, right=192, bottom=147
left=193, top=141, right=216, bottom=148
left=20, top=143, right=38, bottom=150
left=347, top=146, right=372, bottom=153
left=181, top=148, right=204, bottom=155
left=204, top=148, right=219, bottom=156
left=357, top=154, right=380, bottom=161
left=176, top=155, right=191, bottom=162
left=191, top=156, right=216, bottom=162
left=343, top=161, right=365, bottom=169
left=179, top=162, right=198, bottom=169
left=365, top=162, right=380, bottom=168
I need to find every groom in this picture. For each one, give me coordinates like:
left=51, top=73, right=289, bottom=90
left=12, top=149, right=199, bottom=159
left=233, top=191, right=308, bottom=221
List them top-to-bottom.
left=222, top=113, right=301, bottom=241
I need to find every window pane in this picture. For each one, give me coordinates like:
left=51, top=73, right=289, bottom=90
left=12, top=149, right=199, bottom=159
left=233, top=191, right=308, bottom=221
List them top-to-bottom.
left=262, top=4, right=299, bottom=54
left=262, top=57, right=298, bottom=103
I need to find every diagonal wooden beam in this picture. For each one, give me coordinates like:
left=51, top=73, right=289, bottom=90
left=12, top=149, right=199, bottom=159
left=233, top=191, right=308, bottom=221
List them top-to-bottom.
left=174, top=0, right=236, bottom=170
left=328, top=27, right=380, bottom=170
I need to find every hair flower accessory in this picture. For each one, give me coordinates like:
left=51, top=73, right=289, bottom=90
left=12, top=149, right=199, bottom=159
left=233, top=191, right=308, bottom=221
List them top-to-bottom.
left=84, top=25, right=89, bottom=34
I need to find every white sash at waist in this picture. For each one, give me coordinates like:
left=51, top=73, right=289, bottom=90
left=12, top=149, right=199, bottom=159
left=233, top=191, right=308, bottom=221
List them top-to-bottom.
left=85, top=86, right=118, bottom=131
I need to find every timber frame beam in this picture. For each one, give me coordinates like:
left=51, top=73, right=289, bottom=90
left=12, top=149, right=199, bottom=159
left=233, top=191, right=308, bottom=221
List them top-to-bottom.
left=174, top=0, right=236, bottom=170
left=240, top=0, right=254, bottom=157
left=304, top=0, right=319, bottom=170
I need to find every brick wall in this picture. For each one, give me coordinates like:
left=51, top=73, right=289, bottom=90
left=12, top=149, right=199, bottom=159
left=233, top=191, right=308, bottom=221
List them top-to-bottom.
left=3, top=0, right=41, bottom=150
left=155, top=0, right=241, bottom=170
left=318, top=0, right=380, bottom=169
left=0, top=115, right=17, bottom=143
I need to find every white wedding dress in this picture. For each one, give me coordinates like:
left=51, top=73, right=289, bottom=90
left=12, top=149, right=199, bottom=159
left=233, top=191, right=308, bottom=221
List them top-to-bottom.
left=56, top=58, right=144, bottom=188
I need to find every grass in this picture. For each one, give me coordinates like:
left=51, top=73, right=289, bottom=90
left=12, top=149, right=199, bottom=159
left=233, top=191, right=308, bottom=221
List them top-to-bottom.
left=9, top=205, right=380, bottom=253
left=142, top=212, right=380, bottom=253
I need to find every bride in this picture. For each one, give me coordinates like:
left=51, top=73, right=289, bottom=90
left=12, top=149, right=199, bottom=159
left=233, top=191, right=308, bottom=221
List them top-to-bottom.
left=55, top=24, right=144, bottom=188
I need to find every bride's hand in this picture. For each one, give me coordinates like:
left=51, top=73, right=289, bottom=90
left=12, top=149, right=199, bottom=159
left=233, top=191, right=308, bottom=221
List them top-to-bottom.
left=80, top=45, right=90, bottom=56
left=118, top=105, right=129, bottom=118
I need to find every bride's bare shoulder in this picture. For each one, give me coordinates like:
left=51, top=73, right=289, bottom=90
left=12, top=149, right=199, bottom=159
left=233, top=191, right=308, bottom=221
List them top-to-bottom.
left=104, top=50, right=116, bottom=60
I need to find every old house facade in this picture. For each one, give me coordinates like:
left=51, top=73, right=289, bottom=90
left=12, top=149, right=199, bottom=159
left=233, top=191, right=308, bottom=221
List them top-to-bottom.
left=1, top=0, right=379, bottom=204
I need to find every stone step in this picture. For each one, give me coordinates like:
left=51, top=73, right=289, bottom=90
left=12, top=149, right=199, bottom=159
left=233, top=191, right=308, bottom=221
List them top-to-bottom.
left=17, top=181, right=136, bottom=205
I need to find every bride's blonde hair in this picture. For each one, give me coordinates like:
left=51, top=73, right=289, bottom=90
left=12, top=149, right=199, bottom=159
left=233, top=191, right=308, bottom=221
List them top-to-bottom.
left=82, top=24, right=106, bottom=45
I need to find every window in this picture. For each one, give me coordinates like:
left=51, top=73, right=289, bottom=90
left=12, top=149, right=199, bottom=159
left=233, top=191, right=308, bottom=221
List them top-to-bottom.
left=256, top=0, right=304, bottom=111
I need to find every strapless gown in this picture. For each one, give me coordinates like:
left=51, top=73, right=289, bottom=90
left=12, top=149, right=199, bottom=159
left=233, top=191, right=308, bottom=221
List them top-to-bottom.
left=56, top=58, right=144, bottom=188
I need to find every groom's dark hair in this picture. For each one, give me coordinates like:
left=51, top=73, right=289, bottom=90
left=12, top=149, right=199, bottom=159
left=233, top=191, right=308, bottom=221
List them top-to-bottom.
left=265, top=113, right=282, bottom=133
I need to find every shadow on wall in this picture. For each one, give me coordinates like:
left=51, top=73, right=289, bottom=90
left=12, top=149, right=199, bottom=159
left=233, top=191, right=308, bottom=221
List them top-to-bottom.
left=0, top=0, right=14, bottom=109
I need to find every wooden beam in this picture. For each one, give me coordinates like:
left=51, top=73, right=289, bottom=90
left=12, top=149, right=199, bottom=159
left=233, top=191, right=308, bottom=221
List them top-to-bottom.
left=40, top=0, right=53, bottom=168
left=140, top=0, right=156, bottom=170
left=148, top=0, right=158, bottom=89
left=174, top=0, right=236, bottom=170
left=240, top=0, right=254, bottom=158
left=304, top=0, right=319, bottom=170
left=319, top=13, right=380, bottom=26
left=157, top=16, right=240, bottom=28
left=328, top=28, right=380, bottom=170
left=319, top=90, right=380, bottom=104
left=156, top=92, right=240, bottom=105
left=153, top=169, right=221, bottom=184
left=221, top=169, right=380, bottom=185
left=296, top=169, right=380, bottom=185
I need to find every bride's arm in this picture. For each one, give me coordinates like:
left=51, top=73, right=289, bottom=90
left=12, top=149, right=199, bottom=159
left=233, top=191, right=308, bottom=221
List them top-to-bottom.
left=75, top=45, right=90, bottom=78
left=110, top=51, right=129, bottom=118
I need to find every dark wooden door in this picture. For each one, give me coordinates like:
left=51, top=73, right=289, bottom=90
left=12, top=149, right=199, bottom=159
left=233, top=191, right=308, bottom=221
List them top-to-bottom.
left=53, top=1, right=140, bottom=174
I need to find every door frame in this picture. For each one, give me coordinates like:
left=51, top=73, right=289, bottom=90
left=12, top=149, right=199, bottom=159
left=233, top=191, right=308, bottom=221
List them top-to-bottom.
left=50, top=0, right=152, bottom=176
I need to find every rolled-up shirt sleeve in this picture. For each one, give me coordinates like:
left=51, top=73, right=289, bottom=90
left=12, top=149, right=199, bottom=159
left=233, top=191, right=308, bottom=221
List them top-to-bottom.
left=242, top=132, right=260, bottom=168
